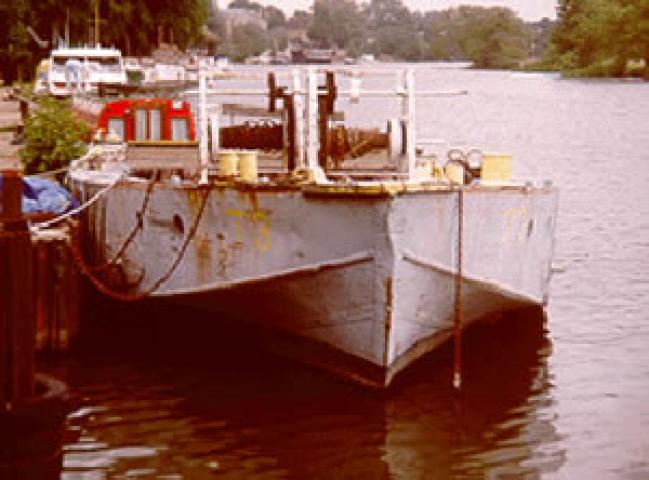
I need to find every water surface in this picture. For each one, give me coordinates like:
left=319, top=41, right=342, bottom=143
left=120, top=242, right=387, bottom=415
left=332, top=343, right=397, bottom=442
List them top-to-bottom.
left=45, top=65, right=649, bottom=479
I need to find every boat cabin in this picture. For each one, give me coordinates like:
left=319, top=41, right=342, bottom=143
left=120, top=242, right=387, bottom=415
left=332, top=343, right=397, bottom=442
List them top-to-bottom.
left=47, top=46, right=126, bottom=96
left=97, top=98, right=196, bottom=143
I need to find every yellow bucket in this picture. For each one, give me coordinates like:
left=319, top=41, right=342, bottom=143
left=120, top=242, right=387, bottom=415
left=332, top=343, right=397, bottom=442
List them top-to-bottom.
left=218, top=150, right=238, bottom=177
left=238, top=150, right=258, bottom=183
left=481, top=153, right=512, bottom=183
left=445, top=162, right=465, bottom=185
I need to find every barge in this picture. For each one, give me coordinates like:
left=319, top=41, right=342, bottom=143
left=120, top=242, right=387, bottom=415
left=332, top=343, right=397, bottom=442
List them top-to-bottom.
left=66, top=68, right=558, bottom=387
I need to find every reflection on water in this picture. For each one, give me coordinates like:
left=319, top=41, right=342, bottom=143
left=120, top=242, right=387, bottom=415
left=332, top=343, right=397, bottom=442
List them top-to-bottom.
left=43, top=303, right=563, bottom=479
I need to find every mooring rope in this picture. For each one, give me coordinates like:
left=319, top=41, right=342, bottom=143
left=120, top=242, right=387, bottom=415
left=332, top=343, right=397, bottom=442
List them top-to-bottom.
left=32, top=165, right=72, bottom=178
left=30, top=170, right=124, bottom=232
left=68, top=186, right=211, bottom=302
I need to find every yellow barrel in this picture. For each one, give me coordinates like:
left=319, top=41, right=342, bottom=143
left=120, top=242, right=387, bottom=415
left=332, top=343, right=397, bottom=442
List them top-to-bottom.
left=218, top=150, right=238, bottom=177
left=238, top=150, right=258, bottom=183
left=481, top=153, right=512, bottom=183
left=431, top=160, right=444, bottom=179
left=445, top=161, right=465, bottom=184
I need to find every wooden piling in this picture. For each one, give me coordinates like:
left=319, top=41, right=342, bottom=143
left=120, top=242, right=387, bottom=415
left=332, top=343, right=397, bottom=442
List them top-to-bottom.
left=0, top=169, right=36, bottom=407
left=0, top=169, right=71, bottom=479
left=33, top=226, right=81, bottom=351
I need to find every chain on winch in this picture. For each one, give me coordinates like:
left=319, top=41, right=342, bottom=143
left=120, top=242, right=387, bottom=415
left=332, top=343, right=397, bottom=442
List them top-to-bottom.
left=220, top=120, right=284, bottom=151
left=219, top=121, right=388, bottom=167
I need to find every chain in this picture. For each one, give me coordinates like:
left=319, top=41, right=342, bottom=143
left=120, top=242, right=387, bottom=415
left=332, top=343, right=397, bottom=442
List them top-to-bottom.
left=91, top=172, right=157, bottom=273
left=68, top=186, right=211, bottom=302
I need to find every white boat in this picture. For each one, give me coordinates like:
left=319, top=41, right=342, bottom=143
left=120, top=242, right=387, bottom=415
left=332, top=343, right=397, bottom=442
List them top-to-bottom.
left=46, top=45, right=126, bottom=97
left=66, top=68, right=558, bottom=387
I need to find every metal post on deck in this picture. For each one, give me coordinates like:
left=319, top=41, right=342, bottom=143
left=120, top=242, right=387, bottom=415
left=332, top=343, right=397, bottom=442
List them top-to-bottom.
left=198, top=67, right=209, bottom=185
left=306, top=68, right=319, bottom=170
left=292, top=69, right=305, bottom=169
left=402, top=69, right=417, bottom=181
left=209, top=112, right=220, bottom=161
left=453, top=186, right=464, bottom=390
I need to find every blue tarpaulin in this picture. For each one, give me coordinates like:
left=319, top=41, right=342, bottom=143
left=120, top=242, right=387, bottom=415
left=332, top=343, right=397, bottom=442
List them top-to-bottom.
left=0, top=176, right=78, bottom=215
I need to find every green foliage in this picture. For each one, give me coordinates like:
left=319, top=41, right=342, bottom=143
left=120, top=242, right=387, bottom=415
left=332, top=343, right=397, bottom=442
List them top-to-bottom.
left=0, top=0, right=208, bottom=81
left=0, top=0, right=33, bottom=83
left=309, top=0, right=365, bottom=50
left=364, top=0, right=419, bottom=59
left=547, top=0, right=649, bottom=78
left=263, top=6, right=287, bottom=31
left=422, top=6, right=530, bottom=68
left=460, top=7, right=530, bottom=69
left=287, top=10, right=311, bottom=30
left=218, top=24, right=269, bottom=62
left=19, top=98, right=88, bottom=175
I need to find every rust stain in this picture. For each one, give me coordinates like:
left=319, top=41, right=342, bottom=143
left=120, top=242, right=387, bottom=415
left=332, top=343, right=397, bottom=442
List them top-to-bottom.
left=186, top=188, right=203, bottom=212
left=247, top=191, right=258, bottom=211
left=194, top=232, right=212, bottom=283
left=383, top=276, right=393, bottom=368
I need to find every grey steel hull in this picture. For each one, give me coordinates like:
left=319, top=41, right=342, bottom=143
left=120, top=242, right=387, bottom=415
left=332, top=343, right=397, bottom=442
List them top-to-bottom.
left=72, top=176, right=558, bottom=386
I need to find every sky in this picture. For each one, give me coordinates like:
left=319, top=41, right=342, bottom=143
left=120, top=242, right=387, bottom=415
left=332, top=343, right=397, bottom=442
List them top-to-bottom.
left=218, top=1, right=557, bottom=21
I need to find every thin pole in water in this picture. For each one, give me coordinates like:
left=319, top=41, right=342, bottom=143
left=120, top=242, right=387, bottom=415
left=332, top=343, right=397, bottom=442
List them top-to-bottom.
left=453, top=186, right=464, bottom=390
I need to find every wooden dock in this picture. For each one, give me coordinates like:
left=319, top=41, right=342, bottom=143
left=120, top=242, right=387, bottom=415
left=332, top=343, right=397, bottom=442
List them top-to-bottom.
left=0, top=169, right=71, bottom=479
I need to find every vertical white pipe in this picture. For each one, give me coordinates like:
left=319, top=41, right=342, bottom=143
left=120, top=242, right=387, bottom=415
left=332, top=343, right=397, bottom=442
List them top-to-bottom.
left=199, top=67, right=209, bottom=184
left=306, top=68, right=319, bottom=170
left=292, top=69, right=305, bottom=169
left=396, top=69, right=406, bottom=173
left=404, top=69, right=416, bottom=180
left=350, top=71, right=361, bottom=104
left=209, top=111, right=220, bottom=161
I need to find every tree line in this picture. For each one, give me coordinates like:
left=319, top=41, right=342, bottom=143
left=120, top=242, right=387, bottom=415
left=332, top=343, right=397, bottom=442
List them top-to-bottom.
left=2, top=0, right=646, bottom=84
left=210, top=0, right=548, bottom=68
left=542, top=0, right=649, bottom=78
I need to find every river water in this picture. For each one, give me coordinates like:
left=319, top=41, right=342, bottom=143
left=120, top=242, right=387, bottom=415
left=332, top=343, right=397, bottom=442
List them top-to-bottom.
left=43, top=65, right=649, bottom=479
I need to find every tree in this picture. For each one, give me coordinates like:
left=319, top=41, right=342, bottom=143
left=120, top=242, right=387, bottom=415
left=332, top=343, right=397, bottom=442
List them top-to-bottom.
left=0, top=0, right=32, bottom=83
left=308, top=0, right=365, bottom=51
left=364, top=0, right=422, bottom=59
left=365, top=0, right=412, bottom=27
left=546, top=0, right=649, bottom=77
left=625, top=0, right=649, bottom=76
left=262, top=5, right=286, bottom=31
left=420, top=6, right=530, bottom=67
left=457, top=6, right=529, bottom=69
left=287, top=10, right=312, bottom=30
left=218, top=23, right=269, bottom=62
left=19, top=98, right=88, bottom=175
